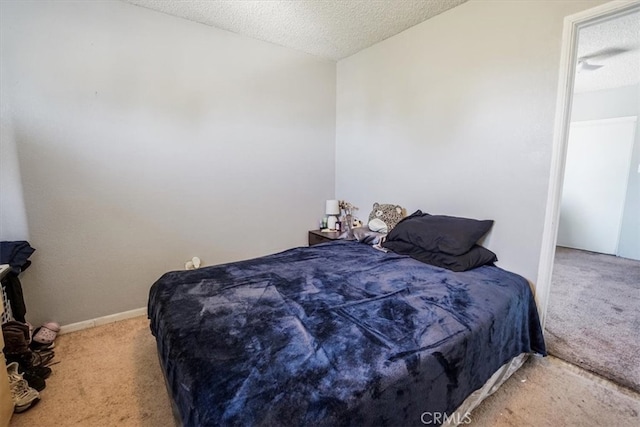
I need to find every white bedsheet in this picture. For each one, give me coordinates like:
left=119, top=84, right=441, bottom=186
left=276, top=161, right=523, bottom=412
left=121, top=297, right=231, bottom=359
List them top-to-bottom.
left=443, top=353, right=530, bottom=426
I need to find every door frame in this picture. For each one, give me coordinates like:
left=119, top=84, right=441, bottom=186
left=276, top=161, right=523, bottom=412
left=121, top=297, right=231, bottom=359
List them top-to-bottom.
left=536, top=0, right=640, bottom=329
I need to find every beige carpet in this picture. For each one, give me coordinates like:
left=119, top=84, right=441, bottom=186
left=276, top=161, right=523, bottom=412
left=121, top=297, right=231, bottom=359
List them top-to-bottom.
left=546, top=246, right=640, bottom=392
left=9, top=316, right=640, bottom=427
left=10, top=316, right=173, bottom=427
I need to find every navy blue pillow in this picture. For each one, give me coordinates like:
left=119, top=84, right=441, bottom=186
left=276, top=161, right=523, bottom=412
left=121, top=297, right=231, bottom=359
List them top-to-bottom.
left=386, top=210, right=494, bottom=256
left=382, top=240, right=497, bottom=272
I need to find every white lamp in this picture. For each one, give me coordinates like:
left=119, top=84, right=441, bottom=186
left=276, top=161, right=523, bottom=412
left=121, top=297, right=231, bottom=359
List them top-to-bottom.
left=325, top=199, right=340, bottom=230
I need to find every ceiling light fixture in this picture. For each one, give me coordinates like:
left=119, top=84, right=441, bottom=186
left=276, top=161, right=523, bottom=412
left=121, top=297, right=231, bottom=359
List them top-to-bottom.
left=576, top=59, right=604, bottom=73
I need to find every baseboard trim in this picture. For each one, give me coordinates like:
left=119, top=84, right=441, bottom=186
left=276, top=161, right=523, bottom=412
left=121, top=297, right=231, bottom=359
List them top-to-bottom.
left=59, top=307, right=147, bottom=335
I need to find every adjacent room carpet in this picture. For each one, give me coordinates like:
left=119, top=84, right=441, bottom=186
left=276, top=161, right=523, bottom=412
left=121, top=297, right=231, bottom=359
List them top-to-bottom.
left=546, top=246, right=640, bottom=392
left=9, top=316, right=640, bottom=426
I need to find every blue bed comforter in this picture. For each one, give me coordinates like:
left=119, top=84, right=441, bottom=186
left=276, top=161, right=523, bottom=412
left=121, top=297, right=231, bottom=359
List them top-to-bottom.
left=148, top=241, right=545, bottom=426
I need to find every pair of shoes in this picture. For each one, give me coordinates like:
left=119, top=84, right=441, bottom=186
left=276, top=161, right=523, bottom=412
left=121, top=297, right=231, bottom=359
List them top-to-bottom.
left=3, top=321, right=55, bottom=390
left=3, top=321, right=30, bottom=342
left=32, top=322, right=60, bottom=346
left=2, top=327, right=30, bottom=355
left=30, top=340, right=55, bottom=351
left=17, top=351, right=54, bottom=391
left=31, top=351, right=55, bottom=370
left=27, top=352, right=53, bottom=385
left=4, top=355, right=47, bottom=392
left=6, top=362, right=40, bottom=413
left=20, top=369, right=46, bottom=392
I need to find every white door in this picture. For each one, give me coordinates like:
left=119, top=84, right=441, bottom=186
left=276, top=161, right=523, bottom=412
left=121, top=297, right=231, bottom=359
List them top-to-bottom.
left=557, top=116, right=636, bottom=254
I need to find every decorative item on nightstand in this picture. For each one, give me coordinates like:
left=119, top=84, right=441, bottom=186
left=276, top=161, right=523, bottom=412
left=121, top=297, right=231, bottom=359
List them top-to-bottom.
left=325, top=200, right=340, bottom=231
left=339, top=200, right=358, bottom=233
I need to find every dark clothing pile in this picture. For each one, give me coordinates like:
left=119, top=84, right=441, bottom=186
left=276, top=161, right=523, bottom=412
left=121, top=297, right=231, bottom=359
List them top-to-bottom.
left=0, top=241, right=35, bottom=323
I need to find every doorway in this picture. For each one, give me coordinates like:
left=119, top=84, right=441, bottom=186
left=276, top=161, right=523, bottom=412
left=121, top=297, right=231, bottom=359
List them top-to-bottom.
left=539, top=1, right=640, bottom=392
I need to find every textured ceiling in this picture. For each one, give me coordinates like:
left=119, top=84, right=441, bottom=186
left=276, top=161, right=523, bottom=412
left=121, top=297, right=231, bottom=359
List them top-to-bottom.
left=122, top=0, right=637, bottom=93
left=123, top=0, right=468, bottom=60
left=574, top=9, right=640, bottom=93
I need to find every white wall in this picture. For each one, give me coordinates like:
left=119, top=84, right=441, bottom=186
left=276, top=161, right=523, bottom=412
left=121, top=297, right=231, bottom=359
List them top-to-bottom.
left=336, top=0, right=606, bottom=287
left=0, top=1, right=336, bottom=326
left=569, top=85, right=640, bottom=260
left=0, top=91, right=29, bottom=241
left=557, top=117, right=637, bottom=255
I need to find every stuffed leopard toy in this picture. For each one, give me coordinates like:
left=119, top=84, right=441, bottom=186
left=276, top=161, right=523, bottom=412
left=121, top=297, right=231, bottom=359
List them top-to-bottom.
left=367, top=202, right=405, bottom=232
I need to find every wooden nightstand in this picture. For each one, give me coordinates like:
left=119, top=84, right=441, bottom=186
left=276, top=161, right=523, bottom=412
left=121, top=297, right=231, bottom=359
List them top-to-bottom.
left=308, top=230, right=342, bottom=246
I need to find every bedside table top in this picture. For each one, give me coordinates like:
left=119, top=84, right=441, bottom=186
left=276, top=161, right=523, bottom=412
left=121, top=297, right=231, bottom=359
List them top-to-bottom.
left=309, top=229, right=342, bottom=240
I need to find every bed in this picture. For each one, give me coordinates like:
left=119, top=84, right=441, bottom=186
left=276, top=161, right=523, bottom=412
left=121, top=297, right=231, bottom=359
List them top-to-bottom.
left=148, top=240, right=546, bottom=426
